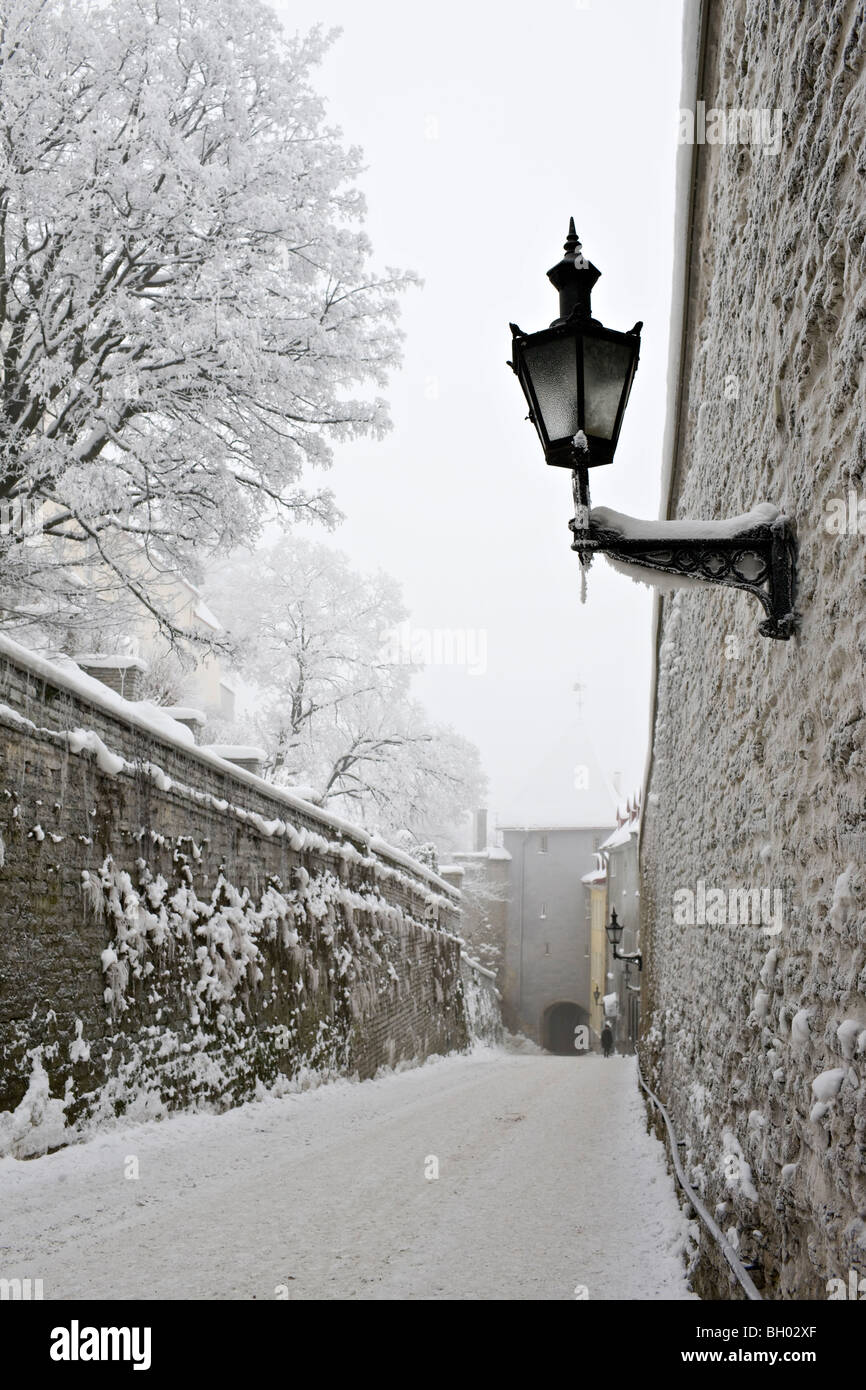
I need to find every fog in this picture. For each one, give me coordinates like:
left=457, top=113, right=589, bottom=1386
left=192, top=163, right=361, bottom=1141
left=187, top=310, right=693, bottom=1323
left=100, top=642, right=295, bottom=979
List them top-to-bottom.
left=274, top=0, right=685, bottom=829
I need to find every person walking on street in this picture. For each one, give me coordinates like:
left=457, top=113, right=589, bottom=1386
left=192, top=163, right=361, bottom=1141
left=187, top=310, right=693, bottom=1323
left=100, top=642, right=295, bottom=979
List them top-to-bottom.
left=601, top=1022, right=613, bottom=1058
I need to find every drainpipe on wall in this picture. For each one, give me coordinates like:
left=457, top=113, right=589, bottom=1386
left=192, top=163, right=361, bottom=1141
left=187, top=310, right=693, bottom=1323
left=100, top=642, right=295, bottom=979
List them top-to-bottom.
left=518, top=832, right=526, bottom=1032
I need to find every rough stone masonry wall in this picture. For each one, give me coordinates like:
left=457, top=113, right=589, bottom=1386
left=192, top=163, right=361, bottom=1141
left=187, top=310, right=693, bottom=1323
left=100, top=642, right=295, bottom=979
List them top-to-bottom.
left=641, top=0, right=866, bottom=1298
left=0, top=644, right=470, bottom=1158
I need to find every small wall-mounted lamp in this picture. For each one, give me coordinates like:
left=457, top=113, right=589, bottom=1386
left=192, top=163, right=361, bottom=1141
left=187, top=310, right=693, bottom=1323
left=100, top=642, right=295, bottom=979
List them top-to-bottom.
left=606, top=906, right=642, bottom=973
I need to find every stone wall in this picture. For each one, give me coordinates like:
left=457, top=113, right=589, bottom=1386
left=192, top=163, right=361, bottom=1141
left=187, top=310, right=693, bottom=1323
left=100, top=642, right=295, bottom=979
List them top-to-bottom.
left=641, top=0, right=866, bottom=1298
left=0, top=638, right=469, bottom=1157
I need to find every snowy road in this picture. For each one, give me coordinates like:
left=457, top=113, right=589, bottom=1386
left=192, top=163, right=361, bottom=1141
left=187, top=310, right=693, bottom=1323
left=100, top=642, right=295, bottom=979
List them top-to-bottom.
left=1, top=1050, right=696, bottom=1301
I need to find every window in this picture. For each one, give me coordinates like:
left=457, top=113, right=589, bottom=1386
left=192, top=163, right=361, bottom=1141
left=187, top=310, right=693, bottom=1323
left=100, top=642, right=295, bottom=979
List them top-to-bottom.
left=539, top=833, right=548, bottom=853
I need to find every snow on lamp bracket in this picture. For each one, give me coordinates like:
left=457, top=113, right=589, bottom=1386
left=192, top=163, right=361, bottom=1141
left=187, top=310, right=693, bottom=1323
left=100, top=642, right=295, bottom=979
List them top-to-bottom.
left=508, top=219, right=799, bottom=641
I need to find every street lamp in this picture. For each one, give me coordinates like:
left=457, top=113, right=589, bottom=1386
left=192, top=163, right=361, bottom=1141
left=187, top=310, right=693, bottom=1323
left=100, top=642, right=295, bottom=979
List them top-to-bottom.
left=509, top=219, right=641, bottom=472
left=509, top=220, right=798, bottom=640
left=606, top=906, right=642, bottom=972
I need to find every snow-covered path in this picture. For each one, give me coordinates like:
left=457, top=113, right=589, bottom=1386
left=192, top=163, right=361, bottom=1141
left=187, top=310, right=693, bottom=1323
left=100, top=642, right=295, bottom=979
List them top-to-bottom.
left=0, top=1050, right=695, bottom=1300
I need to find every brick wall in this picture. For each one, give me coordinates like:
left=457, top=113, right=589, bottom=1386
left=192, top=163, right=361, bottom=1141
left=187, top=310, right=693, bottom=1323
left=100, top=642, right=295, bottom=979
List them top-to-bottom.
left=641, top=0, right=866, bottom=1298
left=0, top=638, right=471, bottom=1156
left=77, top=659, right=146, bottom=701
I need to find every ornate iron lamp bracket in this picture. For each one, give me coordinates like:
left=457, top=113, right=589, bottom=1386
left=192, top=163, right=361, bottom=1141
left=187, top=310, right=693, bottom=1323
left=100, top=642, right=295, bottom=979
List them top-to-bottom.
left=569, top=468, right=799, bottom=641
left=613, top=944, right=643, bottom=972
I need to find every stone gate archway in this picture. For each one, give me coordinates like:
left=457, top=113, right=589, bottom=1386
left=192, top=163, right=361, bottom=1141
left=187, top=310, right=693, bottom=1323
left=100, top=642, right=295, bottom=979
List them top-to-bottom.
left=541, top=1001, right=588, bottom=1054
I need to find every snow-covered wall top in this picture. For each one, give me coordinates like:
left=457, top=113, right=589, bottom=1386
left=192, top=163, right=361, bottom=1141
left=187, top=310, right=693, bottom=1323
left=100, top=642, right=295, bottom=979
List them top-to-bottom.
left=0, top=632, right=459, bottom=902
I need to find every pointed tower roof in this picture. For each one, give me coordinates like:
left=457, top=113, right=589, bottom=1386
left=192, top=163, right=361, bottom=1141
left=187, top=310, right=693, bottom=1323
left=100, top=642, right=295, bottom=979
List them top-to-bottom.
left=497, top=710, right=618, bottom=829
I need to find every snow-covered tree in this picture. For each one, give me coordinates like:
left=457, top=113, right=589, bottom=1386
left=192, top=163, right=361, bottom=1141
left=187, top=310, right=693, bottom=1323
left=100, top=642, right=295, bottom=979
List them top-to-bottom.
left=0, top=0, right=412, bottom=640
left=206, top=534, right=409, bottom=774
left=205, top=536, right=486, bottom=842
left=309, top=684, right=484, bottom=844
left=454, top=862, right=509, bottom=974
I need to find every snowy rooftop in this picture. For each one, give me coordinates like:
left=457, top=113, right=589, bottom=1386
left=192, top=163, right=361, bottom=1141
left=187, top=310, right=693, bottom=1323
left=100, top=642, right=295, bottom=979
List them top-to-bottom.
left=193, top=598, right=221, bottom=630
left=72, top=652, right=149, bottom=671
left=162, top=706, right=207, bottom=725
left=496, top=716, right=619, bottom=827
left=600, top=820, right=640, bottom=851
left=499, top=821, right=613, bottom=833
left=453, top=848, right=512, bottom=861
left=581, top=867, right=607, bottom=885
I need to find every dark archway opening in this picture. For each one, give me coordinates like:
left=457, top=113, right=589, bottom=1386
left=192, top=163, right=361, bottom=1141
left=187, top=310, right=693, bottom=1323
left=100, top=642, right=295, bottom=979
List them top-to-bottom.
left=542, top=1001, right=588, bottom=1055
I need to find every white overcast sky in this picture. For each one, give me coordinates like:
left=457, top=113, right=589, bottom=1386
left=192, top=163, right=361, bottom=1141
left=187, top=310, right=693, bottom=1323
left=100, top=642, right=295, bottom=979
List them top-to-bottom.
left=271, top=0, right=685, bottom=831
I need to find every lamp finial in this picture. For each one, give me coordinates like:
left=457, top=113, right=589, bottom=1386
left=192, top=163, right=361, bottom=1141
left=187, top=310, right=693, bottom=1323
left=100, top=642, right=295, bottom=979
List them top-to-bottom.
left=548, top=216, right=600, bottom=325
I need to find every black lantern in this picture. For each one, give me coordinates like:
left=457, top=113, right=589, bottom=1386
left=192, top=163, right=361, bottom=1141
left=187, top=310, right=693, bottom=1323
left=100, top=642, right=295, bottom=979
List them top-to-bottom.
left=507, top=218, right=799, bottom=640
left=509, top=220, right=642, bottom=471
left=606, top=906, right=624, bottom=950
left=606, top=906, right=642, bottom=972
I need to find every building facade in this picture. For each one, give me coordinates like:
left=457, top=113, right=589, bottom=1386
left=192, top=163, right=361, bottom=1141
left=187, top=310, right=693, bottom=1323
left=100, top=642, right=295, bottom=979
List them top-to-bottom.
left=601, top=804, right=642, bottom=1053
left=502, top=824, right=612, bottom=1050
left=583, top=856, right=609, bottom=1043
